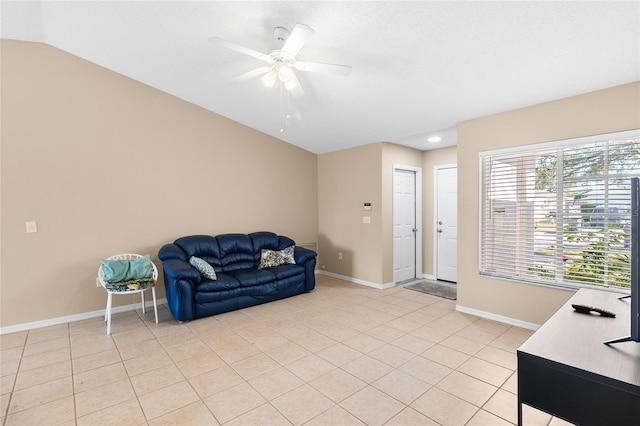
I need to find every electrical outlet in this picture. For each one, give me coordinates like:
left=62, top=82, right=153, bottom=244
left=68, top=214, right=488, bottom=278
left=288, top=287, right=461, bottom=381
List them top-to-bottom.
left=338, top=252, right=343, bottom=260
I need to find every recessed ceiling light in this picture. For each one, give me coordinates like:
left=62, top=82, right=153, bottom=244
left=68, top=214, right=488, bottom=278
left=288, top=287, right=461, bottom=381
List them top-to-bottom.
left=427, top=136, right=442, bottom=143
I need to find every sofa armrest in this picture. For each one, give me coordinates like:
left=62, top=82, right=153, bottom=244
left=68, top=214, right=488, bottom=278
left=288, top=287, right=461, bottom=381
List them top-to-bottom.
left=158, top=243, right=188, bottom=262
left=294, top=246, right=317, bottom=265
left=295, top=247, right=317, bottom=292
left=158, top=257, right=200, bottom=322
left=161, top=258, right=202, bottom=283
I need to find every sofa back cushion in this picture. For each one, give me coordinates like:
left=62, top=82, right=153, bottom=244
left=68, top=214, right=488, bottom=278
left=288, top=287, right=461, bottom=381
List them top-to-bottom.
left=250, top=231, right=296, bottom=264
left=170, top=232, right=298, bottom=273
left=217, top=233, right=255, bottom=271
left=174, top=235, right=222, bottom=269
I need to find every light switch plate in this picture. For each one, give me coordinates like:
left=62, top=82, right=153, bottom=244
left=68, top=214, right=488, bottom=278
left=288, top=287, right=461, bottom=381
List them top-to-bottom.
left=26, top=221, right=38, bottom=233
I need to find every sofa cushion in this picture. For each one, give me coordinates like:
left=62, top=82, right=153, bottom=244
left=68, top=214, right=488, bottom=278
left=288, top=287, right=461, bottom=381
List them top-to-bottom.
left=250, top=231, right=280, bottom=252
left=217, top=234, right=255, bottom=271
left=175, top=235, right=222, bottom=269
left=277, top=236, right=296, bottom=250
left=258, top=246, right=295, bottom=269
left=189, top=256, right=217, bottom=280
left=267, top=264, right=305, bottom=280
left=225, top=269, right=275, bottom=287
left=196, top=273, right=240, bottom=292
left=275, top=274, right=307, bottom=289
left=239, top=282, right=280, bottom=297
left=195, top=287, right=241, bottom=304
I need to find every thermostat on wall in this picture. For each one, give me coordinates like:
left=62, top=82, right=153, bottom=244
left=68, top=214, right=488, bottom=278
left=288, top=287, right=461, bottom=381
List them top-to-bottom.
left=364, top=203, right=372, bottom=211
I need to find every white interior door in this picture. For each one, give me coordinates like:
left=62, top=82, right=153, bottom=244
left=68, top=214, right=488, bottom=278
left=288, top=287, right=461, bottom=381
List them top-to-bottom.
left=436, top=166, right=458, bottom=282
left=394, top=169, right=417, bottom=283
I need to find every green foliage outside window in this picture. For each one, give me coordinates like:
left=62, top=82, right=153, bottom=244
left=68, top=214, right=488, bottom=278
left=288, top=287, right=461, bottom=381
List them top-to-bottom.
left=530, top=229, right=631, bottom=288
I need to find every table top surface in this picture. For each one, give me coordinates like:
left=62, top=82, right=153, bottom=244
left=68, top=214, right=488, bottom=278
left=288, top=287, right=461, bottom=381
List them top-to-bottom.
left=518, top=288, right=640, bottom=387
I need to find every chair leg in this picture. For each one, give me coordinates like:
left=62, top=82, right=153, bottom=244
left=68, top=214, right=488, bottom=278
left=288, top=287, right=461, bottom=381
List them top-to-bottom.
left=151, top=287, right=158, bottom=324
left=141, top=290, right=146, bottom=314
left=106, top=292, right=113, bottom=335
left=104, top=294, right=109, bottom=322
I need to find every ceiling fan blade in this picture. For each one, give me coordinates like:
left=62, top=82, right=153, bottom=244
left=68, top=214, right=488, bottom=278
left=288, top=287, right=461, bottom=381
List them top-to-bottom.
left=282, top=24, right=314, bottom=57
left=209, top=37, right=269, bottom=61
left=294, top=61, right=352, bottom=76
left=231, top=66, right=272, bottom=82
left=285, top=73, right=305, bottom=98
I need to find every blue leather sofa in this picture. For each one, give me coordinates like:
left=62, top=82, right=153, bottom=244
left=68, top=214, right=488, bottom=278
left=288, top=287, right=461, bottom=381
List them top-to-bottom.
left=158, top=231, right=317, bottom=321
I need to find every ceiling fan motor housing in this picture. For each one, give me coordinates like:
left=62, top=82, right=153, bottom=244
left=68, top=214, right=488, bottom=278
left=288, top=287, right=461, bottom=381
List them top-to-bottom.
left=273, top=26, right=289, bottom=41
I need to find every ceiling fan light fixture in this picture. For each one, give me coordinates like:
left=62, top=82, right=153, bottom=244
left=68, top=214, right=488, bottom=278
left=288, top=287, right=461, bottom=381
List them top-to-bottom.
left=277, top=65, right=294, bottom=82
left=262, top=69, right=277, bottom=87
left=284, top=76, right=298, bottom=91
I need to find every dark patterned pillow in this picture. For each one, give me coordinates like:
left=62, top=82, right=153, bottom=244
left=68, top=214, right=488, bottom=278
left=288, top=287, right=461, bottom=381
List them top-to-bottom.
left=259, top=246, right=295, bottom=269
left=189, top=256, right=217, bottom=280
left=105, top=278, right=155, bottom=292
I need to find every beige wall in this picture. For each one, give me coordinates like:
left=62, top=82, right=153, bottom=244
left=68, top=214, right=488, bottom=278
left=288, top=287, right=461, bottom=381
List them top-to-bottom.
left=0, top=40, right=318, bottom=328
left=457, top=82, right=640, bottom=326
left=317, top=142, right=422, bottom=285
left=318, top=143, right=383, bottom=283
left=421, top=146, right=457, bottom=276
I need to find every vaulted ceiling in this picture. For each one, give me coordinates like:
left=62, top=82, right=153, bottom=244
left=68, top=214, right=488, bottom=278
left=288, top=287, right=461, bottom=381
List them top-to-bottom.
left=2, top=1, right=639, bottom=154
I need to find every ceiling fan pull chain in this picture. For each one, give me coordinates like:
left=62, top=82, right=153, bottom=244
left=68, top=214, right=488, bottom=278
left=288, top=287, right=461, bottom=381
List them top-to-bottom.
left=280, top=80, right=285, bottom=133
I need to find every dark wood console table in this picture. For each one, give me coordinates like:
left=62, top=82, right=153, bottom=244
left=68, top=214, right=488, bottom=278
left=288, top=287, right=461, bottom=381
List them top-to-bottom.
left=517, top=288, right=640, bottom=425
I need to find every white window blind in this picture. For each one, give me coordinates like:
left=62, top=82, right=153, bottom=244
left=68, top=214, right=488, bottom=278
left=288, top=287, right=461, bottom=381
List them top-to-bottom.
left=480, top=130, right=640, bottom=290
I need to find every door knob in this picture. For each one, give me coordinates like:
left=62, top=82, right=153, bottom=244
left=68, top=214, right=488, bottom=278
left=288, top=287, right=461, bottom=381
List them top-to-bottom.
left=437, top=229, right=443, bottom=233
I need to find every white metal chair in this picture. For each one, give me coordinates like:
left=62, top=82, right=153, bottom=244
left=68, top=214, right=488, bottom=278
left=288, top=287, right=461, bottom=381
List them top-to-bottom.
left=97, top=253, right=158, bottom=335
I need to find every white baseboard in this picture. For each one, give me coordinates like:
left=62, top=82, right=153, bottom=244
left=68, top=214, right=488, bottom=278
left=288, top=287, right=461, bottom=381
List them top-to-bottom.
left=318, top=271, right=395, bottom=290
left=421, top=273, right=436, bottom=280
left=0, top=298, right=167, bottom=335
left=455, top=304, right=540, bottom=331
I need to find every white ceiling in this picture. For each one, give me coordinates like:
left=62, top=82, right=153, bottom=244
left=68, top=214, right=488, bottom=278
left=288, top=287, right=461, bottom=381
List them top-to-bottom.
left=2, top=1, right=639, bottom=154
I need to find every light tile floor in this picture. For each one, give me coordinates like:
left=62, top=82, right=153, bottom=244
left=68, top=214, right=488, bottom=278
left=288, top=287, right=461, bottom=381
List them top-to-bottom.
left=0, top=275, right=573, bottom=425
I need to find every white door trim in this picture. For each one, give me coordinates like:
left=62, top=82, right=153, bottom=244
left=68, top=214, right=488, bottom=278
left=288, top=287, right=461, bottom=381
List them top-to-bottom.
left=433, top=163, right=457, bottom=281
left=393, top=164, right=423, bottom=282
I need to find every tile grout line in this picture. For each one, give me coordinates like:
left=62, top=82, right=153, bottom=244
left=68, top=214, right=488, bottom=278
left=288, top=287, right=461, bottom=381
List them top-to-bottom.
left=141, top=308, right=222, bottom=425
left=67, top=322, right=79, bottom=426
left=1, top=331, right=27, bottom=426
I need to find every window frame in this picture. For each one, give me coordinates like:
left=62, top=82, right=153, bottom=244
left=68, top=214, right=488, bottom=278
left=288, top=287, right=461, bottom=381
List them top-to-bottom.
left=478, top=129, right=640, bottom=293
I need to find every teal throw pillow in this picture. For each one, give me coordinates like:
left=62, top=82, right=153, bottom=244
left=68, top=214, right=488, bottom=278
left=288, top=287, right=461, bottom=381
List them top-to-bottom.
left=259, top=246, right=295, bottom=269
left=102, top=255, right=152, bottom=284
left=129, top=255, right=153, bottom=279
left=189, top=256, right=217, bottom=280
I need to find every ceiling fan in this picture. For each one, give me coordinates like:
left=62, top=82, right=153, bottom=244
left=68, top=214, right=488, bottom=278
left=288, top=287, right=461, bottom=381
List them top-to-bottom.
left=209, top=24, right=352, bottom=97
